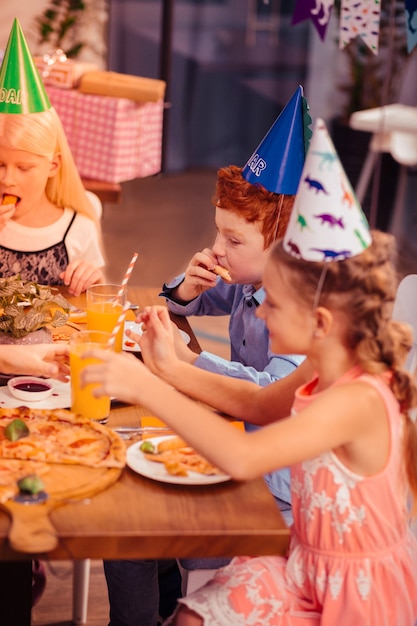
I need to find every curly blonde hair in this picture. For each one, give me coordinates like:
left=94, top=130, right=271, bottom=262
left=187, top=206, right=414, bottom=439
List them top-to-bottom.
left=213, top=165, right=295, bottom=249
left=271, top=230, right=417, bottom=513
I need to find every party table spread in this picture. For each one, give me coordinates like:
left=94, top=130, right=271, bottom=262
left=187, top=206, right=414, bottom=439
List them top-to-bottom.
left=0, top=286, right=290, bottom=624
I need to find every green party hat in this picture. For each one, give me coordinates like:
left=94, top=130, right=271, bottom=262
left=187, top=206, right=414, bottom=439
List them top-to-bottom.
left=0, top=18, right=51, bottom=114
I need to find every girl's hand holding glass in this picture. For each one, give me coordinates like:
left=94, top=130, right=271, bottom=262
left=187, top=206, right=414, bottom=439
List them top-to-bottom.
left=81, top=349, right=148, bottom=407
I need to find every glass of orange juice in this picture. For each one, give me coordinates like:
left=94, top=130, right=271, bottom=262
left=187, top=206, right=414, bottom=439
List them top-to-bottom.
left=86, top=284, right=126, bottom=352
left=70, top=330, right=113, bottom=424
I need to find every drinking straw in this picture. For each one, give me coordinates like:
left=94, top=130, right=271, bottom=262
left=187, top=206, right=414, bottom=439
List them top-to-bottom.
left=117, top=252, right=139, bottom=301
left=108, top=300, right=131, bottom=348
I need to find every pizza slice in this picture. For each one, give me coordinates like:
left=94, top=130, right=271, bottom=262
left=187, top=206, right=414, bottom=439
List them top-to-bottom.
left=1, top=194, right=19, bottom=206
left=0, top=407, right=126, bottom=469
left=141, top=436, right=222, bottom=477
left=0, top=458, right=50, bottom=503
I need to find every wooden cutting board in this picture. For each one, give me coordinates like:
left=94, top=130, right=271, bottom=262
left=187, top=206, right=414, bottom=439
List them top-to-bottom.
left=0, top=320, right=124, bottom=553
left=0, top=464, right=122, bottom=554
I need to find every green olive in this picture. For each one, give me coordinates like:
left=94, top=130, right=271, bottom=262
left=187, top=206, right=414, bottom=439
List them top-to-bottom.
left=4, top=418, right=29, bottom=441
left=140, top=440, right=155, bottom=454
left=17, top=474, right=45, bottom=495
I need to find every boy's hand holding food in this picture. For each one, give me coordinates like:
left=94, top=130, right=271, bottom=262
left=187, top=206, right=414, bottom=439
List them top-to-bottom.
left=174, top=248, right=231, bottom=302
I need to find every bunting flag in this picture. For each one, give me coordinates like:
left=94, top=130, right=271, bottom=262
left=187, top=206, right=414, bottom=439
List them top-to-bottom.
left=291, top=0, right=415, bottom=57
left=292, top=0, right=335, bottom=41
left=339, top=0, right=382, bottom=54
left=405, top=0, right=417, bottom=52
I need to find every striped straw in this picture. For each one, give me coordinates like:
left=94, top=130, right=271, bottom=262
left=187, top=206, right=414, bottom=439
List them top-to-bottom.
left=117, top=252, right=139, bottom=301
left=108, top=299, right=131, bottom=348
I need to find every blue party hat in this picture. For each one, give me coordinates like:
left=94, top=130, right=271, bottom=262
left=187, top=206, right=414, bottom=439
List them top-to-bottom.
left=242, top=85, right=312, bottom=195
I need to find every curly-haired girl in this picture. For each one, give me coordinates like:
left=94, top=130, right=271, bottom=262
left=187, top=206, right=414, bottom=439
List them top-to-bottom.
left=84, top=230, right=417, bottom=624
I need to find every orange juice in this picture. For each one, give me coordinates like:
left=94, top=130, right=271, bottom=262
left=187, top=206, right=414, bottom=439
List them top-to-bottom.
left=87, top=301, right=124, bottom=352
left=70, top=331, right=112, bottom=424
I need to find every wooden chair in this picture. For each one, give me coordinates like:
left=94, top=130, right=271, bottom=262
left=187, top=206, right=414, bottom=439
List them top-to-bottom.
left=392, top=273, right=417, bottom=380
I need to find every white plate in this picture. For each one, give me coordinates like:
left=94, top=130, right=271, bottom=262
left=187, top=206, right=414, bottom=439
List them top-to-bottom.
left=123, top=321, right=190, bottom=352
left=0, top=378, right=71, bottom=409
left=126, top=436, right=231, bottom=485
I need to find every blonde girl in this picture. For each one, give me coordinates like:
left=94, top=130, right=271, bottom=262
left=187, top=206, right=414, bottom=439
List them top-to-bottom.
left=0, top=108, right=105, bottom=295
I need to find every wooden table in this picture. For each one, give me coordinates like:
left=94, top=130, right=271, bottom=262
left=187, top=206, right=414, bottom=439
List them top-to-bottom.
left=0, top=287, right=289, bottom=622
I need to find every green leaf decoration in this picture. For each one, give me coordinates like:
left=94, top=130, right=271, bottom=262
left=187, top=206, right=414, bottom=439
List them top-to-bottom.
left=0, top=275, right=70, bottom=337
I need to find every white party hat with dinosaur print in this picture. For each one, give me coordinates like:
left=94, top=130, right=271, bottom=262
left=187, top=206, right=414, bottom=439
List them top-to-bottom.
left=283, top=118, right=371, bottom=262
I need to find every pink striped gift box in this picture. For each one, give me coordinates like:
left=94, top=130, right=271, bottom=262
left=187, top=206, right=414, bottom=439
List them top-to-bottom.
left=46, top=86, right=163, bottom=183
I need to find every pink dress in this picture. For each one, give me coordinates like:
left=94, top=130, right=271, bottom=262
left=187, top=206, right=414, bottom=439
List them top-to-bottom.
left=170, top=368, right=417, bottom=625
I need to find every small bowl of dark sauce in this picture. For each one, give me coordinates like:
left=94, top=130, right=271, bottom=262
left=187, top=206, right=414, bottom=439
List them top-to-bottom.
left=7, top=377, right=53, bottom=402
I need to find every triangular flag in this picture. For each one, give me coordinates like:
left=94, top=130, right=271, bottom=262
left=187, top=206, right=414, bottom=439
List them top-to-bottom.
left=292, top=0, right=335, bottom=41
left=339, top=0, right=381, bottom=54
left=0, top=18, right=52, bottom=114
left=242, top=85, right=312, bottom=195
left=283, top=118, right=371, bottom=262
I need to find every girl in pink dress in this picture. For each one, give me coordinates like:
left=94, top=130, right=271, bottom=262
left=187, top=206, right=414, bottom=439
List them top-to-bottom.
left=83, top=121, right=417, bottom=624
left=84, top=228, right=417, bottom=625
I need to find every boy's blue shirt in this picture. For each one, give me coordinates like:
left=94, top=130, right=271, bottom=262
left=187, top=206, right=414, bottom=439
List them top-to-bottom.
left=161, top=275, right=305, bottom=505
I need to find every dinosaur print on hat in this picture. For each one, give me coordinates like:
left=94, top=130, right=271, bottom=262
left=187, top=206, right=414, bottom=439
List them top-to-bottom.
left=283, top=118, right=371, bottom=262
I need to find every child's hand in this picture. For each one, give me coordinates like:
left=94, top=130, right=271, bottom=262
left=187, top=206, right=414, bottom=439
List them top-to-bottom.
left=0, top=203, right=16, bottom=230
left=175, top=248, right=219, bottom=302
left=60, top=260, right=105, bottom=296
left=136, top=306, right=182, bottom=378
left=134, top=308, right=197, bottom=366
left=172, top=324, right=199, bottom=364
left=81, top=350, right=148, bottom=405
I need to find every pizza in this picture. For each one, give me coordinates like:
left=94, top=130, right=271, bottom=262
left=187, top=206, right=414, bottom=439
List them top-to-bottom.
left=2, top=194, right=19, bottom=205
left=212, top=264, right=232, bottom=282
left=51, top=329, right=72, bottom=343
left=0, top=406, right=125, bottom=502
left=141, top=435, right=222, bottom=477
left=0, top=458, right=50, bottom=503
